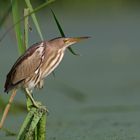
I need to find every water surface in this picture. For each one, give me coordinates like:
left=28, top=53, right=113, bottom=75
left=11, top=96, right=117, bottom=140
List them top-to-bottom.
left=0, top=0, right=140, bottom=139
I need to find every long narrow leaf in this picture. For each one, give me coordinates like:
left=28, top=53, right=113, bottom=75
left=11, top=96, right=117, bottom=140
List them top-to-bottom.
left=11, top=0, right=25, bottom=54
left=25, top=0, right=44, bottom=41
left=24, top=8, right=29, bottom=49
left=51, top=9, right=78, bottom=55
left=51, top=9, right=65, bottom=37
left=24, top=107, right=47, bottom=140
left=17, top=108, right=36, bottom=140
left=37, top=114, right=46, bottom=140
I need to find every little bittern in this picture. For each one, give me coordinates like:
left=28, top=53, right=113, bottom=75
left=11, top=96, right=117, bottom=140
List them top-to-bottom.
left=4, top=37, right=89, bottom=107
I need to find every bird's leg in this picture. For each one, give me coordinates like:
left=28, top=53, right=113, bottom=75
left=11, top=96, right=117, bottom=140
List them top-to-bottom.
left=36, top=79, right=44, bottom=89
left=25, top=88, right=40, bottom=108
left=25, top=88, right=49, bottom=114
left=0, top=89, right=17, bottom=129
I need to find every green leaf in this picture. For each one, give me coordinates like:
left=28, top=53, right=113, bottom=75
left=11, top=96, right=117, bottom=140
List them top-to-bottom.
left=11, top=0, right=25, bottom=54
left=25, top=0, right=44, bottom=41
left=24, top=8, right=30, bottom=49
left=51, top=9, right=79, bottom=55
left=51, top=9, right=65, bottom=37
left=23, top=107, right=47, bottom=140
left=17, top=108, right=36, bottom=140
left=37, top=114, right=46, bottom=140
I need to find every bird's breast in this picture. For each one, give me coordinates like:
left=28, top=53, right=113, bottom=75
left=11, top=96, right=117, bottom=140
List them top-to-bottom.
left=40, top=51, right=64, bottom=78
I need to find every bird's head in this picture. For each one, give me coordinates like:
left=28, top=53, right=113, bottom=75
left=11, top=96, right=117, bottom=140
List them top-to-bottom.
left=48, top=36, right=90, bottom=51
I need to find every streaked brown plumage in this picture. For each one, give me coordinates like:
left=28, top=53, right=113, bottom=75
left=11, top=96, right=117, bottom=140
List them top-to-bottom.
left=4, top=37, right=89, bottom=95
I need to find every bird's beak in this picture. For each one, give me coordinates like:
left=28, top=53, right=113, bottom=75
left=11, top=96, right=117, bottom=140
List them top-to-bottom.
left=64, top=36, right=90, bottom=46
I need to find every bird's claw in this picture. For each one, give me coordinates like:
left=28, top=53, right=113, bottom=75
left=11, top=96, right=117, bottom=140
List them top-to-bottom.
left=32, top=101, right=49, bottom=115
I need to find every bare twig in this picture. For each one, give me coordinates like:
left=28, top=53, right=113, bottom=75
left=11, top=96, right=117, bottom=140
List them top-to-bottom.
left=0, top=89, right=17, bottom=129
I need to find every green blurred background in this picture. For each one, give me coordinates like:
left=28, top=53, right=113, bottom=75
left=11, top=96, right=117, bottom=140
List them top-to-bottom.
left=0, top=0, right=140, bottom=139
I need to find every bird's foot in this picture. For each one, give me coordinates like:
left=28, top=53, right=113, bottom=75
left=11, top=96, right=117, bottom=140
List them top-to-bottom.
left=32, top=101, right=49, bottom=115
left=32, top=101, right=41, bottom=108
left=39, top=105, right=49, bottom=115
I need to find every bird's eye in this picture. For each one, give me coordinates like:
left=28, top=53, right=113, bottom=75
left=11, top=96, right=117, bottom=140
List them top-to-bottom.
left=63, top=39, right=69, bottom=44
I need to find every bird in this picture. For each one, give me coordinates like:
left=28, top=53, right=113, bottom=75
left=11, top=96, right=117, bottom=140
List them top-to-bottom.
left=4, top=37, right=89, bottom=107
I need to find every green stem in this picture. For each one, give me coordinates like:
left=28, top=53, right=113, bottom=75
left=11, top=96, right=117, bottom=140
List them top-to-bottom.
left=11, top=0, right=25, bottom=54
left=25, top=0, right=44, bottom=41
left=24, top=8, right=29, bottom=49
left=17, top=108, right=36, bottom=140
left=37, top=113, right=47, bottom=140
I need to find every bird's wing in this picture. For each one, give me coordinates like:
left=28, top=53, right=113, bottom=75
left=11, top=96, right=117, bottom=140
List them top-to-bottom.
left=5, top=42, right=45, bottom=91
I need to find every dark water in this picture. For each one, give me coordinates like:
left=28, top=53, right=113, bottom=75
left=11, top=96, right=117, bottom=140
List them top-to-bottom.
left=1, top=0, right=140, bottom=139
